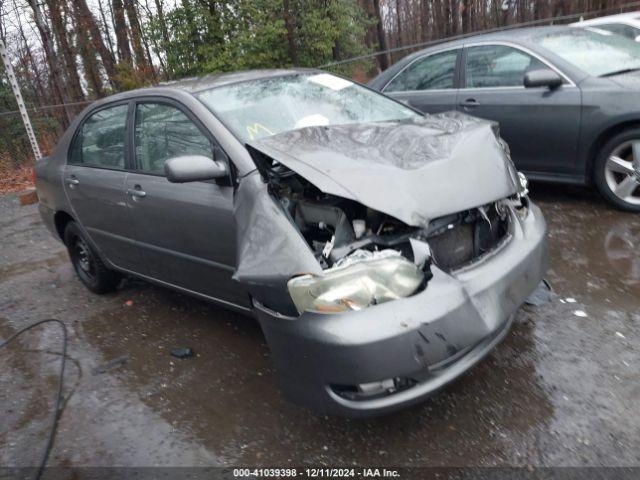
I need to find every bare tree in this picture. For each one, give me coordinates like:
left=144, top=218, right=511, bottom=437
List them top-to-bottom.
left=27, top=0, right=72, bottom=124
left=45, top=0, right=84, bottom=102
left=75, top=0, right=120, bottom=88
left=97, top=0, right=117, bottom=60
left=112, top=0, right=133, bottom=65
left=124, top=0, right=149, bottom=71
left=282, top=0, right=299, bottom=66
left=373, top=0, right=389, bottom=70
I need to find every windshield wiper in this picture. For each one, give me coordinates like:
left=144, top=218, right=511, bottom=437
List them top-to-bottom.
left=600, top=67, right=640, bottom=77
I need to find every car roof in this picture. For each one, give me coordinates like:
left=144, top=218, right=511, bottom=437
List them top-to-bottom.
left=572, top=12, right=640, bottom=25
left=367, top=25, right=592, bottom=90
left=410, top=25, right=571, bottom=51
left=85, top=68, right=323, bottom=108
left=157, top=68, right=319, bottom=92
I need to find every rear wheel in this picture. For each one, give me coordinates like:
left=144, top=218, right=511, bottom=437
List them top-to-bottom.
left=594, top=130, right=640, bottom=212
left=63, top=222, right=121, bottom=294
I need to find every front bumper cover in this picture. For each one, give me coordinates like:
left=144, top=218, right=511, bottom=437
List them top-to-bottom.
left=255, top=203, right=548, bottom=417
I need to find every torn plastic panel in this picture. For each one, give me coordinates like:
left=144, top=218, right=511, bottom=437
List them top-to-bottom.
left=247, top=111, right=520, bottom=229
left=233, top=171, right=322, bottom=315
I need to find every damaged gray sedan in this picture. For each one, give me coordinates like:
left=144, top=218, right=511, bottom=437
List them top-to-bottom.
left=35, top=70, right=548, bottom=417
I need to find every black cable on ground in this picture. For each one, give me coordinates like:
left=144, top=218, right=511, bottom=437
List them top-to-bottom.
left=0, top=319, right=68, bottom=480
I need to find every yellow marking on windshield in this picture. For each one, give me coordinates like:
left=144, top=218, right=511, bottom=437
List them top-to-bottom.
left=246, top=123, right=274, bottom=140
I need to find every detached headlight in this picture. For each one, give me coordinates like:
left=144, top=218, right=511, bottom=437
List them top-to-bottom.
left=287, top=255, right=424, bottom=314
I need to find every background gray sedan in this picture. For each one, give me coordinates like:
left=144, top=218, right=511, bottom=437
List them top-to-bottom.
left=369, top=26, right=640, bottom=211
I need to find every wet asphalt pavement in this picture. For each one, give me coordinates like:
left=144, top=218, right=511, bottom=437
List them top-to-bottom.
left=0, top=184, right=639, bottom=469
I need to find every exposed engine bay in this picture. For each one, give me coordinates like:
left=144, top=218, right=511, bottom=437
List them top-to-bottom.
left=265, top=161, right=514, bottom=274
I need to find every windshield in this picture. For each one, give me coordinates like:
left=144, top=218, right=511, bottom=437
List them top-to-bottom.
left=538, top=29, right=640, bottom=77
left=196, top=73, right=419, bottom=143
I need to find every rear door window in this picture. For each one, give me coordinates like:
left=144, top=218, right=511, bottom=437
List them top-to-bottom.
left=385, top=50, right=460, bottom=92
left=133, top=102, right=213, bottom=175
left=69, top=104, right=128, bottom=169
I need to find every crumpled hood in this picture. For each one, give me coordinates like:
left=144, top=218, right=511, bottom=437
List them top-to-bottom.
left=248, top=111, right=520, bottom=228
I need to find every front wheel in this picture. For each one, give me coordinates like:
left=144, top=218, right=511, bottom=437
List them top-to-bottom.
left=594, top=130, right=640, bottom=212
left=63, top=221, right=121, bottom=294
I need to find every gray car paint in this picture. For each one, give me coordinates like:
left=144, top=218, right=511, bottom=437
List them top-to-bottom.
left=369, top=26, right=640, bottom=185
left=35, top=69, right=548, bottom=416
left=248, top=112, right=520, bottom=228
left=256, top=203, right=547, bottom=416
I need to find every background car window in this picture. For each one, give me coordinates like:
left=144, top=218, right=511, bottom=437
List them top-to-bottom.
left=596, top=23, right=640, bottom=41
left=538, top=29, right=640, bottom=76
left=465, top=45, right=547, bottom=88
left=385, top=50, right=459, bottom=92
left=134, top=103, right=213, bottom=174
left=69, top=104, right=127, bottom=168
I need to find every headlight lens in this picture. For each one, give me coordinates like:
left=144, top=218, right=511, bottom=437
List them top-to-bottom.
left=517, top=172, right=529, bottom=197
left=287, top=255, right=424, bottom=314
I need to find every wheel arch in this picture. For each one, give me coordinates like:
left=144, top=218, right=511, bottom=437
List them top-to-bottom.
left=587, top=120, right=640, bottom=181
left=54, top=210, right=75, bottom=242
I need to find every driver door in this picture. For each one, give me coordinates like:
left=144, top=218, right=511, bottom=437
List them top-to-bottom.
left=125, top=99, right=249, bottom=309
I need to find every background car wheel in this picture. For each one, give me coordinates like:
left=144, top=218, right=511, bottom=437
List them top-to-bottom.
left=594, top=129, right=640, bottom=212
left=63, top=221, right=121, bottom=294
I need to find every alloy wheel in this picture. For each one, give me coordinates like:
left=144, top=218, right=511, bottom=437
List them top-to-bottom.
left=604, top=140, right=640, bottom=206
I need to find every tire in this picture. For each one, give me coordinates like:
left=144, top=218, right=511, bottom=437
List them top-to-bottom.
left=593, top=129, right=640, bottom=212
left=63, top=221, right=121, bottom=294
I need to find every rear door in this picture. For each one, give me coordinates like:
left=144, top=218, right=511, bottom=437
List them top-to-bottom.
left=458, top=43, right=582, bottom=174
left=382, top=48, right=461, bottom=113
left=124, top=99, right=249, bottom=309
left=63, top=102, right=142, bottom=271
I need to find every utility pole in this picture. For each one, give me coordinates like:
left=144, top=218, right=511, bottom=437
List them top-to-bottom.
left=0, top=38, right=42, bottom=160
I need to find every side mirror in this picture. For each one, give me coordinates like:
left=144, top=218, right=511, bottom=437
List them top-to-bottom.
left=524, top=69, right=563, bottom=89
left=164, top=155, right=228, bottom=183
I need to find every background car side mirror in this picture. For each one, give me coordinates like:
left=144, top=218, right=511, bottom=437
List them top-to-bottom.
left=524, top=69, right=563, bottom=89
left=164, top=155, right=228, bottom=183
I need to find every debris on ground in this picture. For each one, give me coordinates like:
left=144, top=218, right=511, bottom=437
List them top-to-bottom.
left=0, top=164, right=34, bottom=194
left=18, top=189, right=38, bottom=206
left=525, top=279, right=553, bottom=306
left=124, top=300, right=134, bottom=307
left=573, top=310, right=588, bottom=318
left=616, top=332, right=626, bottom=339
left=170, top=347, right=194, bottom=359
left=92, top=354, right=130, bottom=375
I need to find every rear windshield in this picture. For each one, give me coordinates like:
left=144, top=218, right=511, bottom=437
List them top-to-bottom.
left=538, top=29, right=640, bottom=76
left=195, top=73, right=419, bottom=144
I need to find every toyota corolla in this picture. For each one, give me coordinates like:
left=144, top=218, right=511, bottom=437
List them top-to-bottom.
left=35, top=70, right=547, bottom=417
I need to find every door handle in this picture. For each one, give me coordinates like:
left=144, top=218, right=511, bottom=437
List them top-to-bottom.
left=459, top=98, right=480, bottom=108
left=65, top=177, right=79, bottom=186
left=127, top=186, right=146, bottom=198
